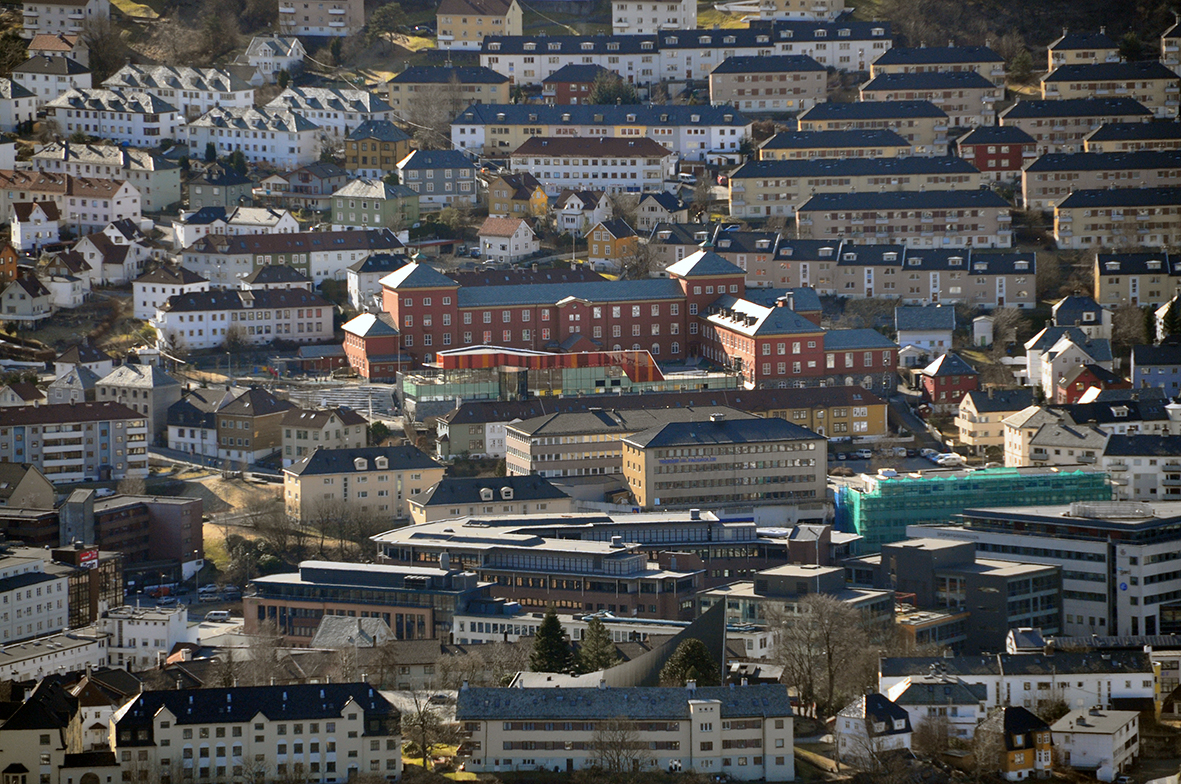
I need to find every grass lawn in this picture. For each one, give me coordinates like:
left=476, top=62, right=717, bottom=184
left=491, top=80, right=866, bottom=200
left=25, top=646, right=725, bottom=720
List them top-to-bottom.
left=112, top=0, right=159, bottom=17
left=697, top=0, right=748, bottom=29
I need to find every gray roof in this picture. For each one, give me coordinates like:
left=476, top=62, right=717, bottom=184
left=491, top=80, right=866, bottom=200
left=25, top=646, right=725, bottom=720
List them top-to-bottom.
left=1050, top=30, right=1117, bottom=51
left=873, top=45, right=1002, bottom=66
left=711, top=54, right=825, bottom=74
left=13, top=55, right=89, bottom=76
left=1044, top=60, right=1178, bottom=83
left=540, top=63, right=613, bottom=83
left=104, top=64, right=251, bottom=94
left=391, top=65, right=508, bottom=85
left=862, top=70, right=998, bottom=91
left=0, top=78, right=34, bottom=100
left=265, top=86, right=392, bottom=115
left=47, top=88, right=178, bottom=115
left=999, top=97, right=1153, bottom=120
left=799, top=100, right=948, bottom=121
left=453, top=103, right=750, bottom=128
left=187, top=106, right=319, bottom=133
left=345, top=120, right=412, bottom=143
left=1085, top=122, right=1181, bottom=143
left=955, top=125, right=1037, bottom=146
left=760, top=128, right=912, bottom=150
left=33, top=142, right=178, bottom=172
left=397, top=149, right=477, bottom=172
left=1024, top=150, right=1181, bottom=173
left=731, top=155, right=979, bottom=180
left=334, top=178, right=417, bottom=201
left=797, top=190, right=1009, bottom=212
left=665, top=247, right=746, bottom=278
left=1095, top=252, right=1178, bottom=277
left=458, top=278, right=685, bottom=307
left=705, top=294, right=825, bottom=337
left=1052, top=294, right=1104, bottom=327
left=895, top=305, right=955, bottom=333
left=822, top=329, right=898, bottom=350
left=1133, top=341, right=1181, bottom=366
left=922, top=352, right=977, bottom=378
left=96, top=364, right=181, bottom=389
left=49, top=365, right=99, bottom=391
left=962, top=388, right=1035, bottom=414
left=512, top=405, right=756, bottom=438
left=623, top=414, right=821, bottom=449
left=1027, top=421, right=1108, bottom=450
left=1103, top=434, right=1181, bottom=457
left=285, top=445, right=440, bottom=477
left=411, top=475, right=570, bottom=508
left=308, top=616, right=392, bottom=649
left=881, top=650, right=1153, bottom=678
left=891, top=677, right=988, bottom=707
left=456, top=684, right=791, bottom=721
left=837, top=693, right=912, bottom=736
left=1050, top=707, right=1139, bottom=734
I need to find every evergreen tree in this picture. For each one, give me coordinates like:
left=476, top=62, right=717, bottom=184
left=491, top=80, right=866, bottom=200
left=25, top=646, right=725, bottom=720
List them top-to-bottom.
left=1009, top=49, right=1034, bottom=85
left=277, top=69, right=290, bottom=89
left=588, top=72, right=639, bottom=106
left=205, top=142, right=218, bottom=164
left=229, top=149, right=248, bottom=176
left=1163, top=299, right=1181, bottom=341
left=529, top=606, right=573, bottom=673
left=575, top=617, right=619, bottom=674
left=659, top=638, right=720, bottom=687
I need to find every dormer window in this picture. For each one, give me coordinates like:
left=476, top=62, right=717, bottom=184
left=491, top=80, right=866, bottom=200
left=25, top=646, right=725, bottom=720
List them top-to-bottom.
left=872, top=26, right=885, bottom=35
left=839, top=28, right=850, bottom=36
left=814, top=29, right=827, bottom=38
left=724, top=35, right=735, bottom=43
left=757, top=35, right=769, bottom=43
left=666, top=36, right=678, bottom=44
left=699, top=36, right=711, bottom=44
left=641, top=41, right=653, bottom=50
left=488, top=42, right=501, bottom=50
left=523, top=42, right=535, bottom=50
left=548, top=42, right=561, bottom=50
left=581, top=42, right=594, bottom=50
left=607, top=42, right=619, bottom=50
left=496, top=112, right=506, bottom=121
left=528, top=113, right=537, bottom=122
left=562, top=113, right=571, bottom=121
left=594, top=113, right=604, bottom=122
left=626, top=113, right=636, bottom=122
left=660, top=113, right=669, bottom=122
left=691, top=114, right=700, bottom=122
left=694, top=232, right=708, bottom=241
left=719, top=239, right=731, bottom=247
left=756, top=239, right=770, bottom=249
left=781, top=247, right=793, bottom=256
left=819, top=247, right=834, bottom=257
left=842, top=252, right=856, bottom=261
left=884, top=252, right=898, bottom=261
left=949, top=256, right=964, bottom=266
left=908, top=258, right=921, bottom=266
left=1148, top=259, right=1163, bottom=269
left=1014, top=260, right=1029, bottom=270
left=1105, top=261, right=1121, bottom=271
left=974, top=262, right=987, bottom=272
left=1083, top=312, right=1096, bottom=322
left=1113, top=406, right=1129, bottom=418
left=375, top=456, right=388, bottom=469
left=354, top=457, right=367, bottom=471
left=480, top=487, right=494, bottom=501
left=500, top=487, right=514, bottom=499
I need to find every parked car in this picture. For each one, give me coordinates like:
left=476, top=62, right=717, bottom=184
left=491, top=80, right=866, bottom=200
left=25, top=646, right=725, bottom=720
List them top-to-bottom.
left=677, top=172, right=698, bottom=184
left=469, top=248, right=481, bottom=258
left=891, top=447, right=908, bottom=457
left=906, top=448, right=919, bottom=458
left=920, top=448, right=939, bottom=459
left=854, top=449, right=873, bottom=460
left=835, top=452, right=848, bottom=461
left=937, top=454, right=965, bottom=467
left=198, top=583, right=219, bottom=595
left=199, top=593, right=221, bottom=603
left=157, top=596, right=179, bottom=607
left=204, top=610, right=231, bottom=622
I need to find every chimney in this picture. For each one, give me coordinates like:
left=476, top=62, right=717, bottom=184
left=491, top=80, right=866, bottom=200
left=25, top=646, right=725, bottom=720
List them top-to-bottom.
left=988, top=387, right=994, bottom=399
left=686, top=679, right=697, bottom=692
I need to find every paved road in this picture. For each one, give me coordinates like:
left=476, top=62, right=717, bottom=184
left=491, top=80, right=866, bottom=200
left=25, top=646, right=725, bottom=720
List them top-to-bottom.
left=887, top=393, right=946, bottom=451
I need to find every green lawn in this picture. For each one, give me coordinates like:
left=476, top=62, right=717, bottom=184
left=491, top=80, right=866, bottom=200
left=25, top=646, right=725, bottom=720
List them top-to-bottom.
left=697, top=0, right=749, bottom=29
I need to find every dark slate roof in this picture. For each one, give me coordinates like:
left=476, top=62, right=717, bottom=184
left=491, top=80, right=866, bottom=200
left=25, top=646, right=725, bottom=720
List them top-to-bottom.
left=1050, top=30, right=1117, bottom=51
left=481, top=33, right=659, bottom=56
left=873, top=45, right=1002, bottom=66
left=711, top=54, right=825, bottom=74
left=13, top=55, right=89, bottom=76
left=1044, top=60, right=1178, bottom=83
left=541, top=63, right=613, bottom=83
left=390, top=65, right=508, bottom=85
left=862, top=70, right=998, bottom=91
left=1000, top=97, right=1153, bottom=120
left=799, top=100, right=948, bottom=121
left=453, top=103, right=749, bottom=128
left=345, top=119, right=412, bottom=143
left=1086, top=122, right=1181, bottom=143
left=955, top=125, right=1037, bottom=147
left=761, top=129, right=912, bottom=150
left=397, top=150, right=477, bottom=171
left=1025, top=150, right=1181, bottom=173
left=731, top=155, right=979, bottom=180
left=1057, top=187, right=1181, bottom=209
left=797, top=190, right=1009, bottom=212
left=638, top=192, right=688, bottom=213
left=596, top=218, right=637, bottom=239
left=665, top=247, right=746, bottom=278
left=1095, top=252, right=1177, bottom=276
left=347, top=253, right=406, bottom=275
left=380, top=262, right=458, bottom=290
left=242, top=264, right=312, bottom=285
left=458, top=278, right=685, bottom=307
left=741, top=287, right=822, bottom=313
left=160, top=288, right=329, bottom=313
left=1053, top=294, right=1104, bottom=327
left=895, top=305, right=955, bottom=332
left=1028, top=325, right=1093, bottom=353
left=822, top=329, right=897, bottom=350
left=58, top=340, right=111, bottom=365
left=1132, top=341, right=1181, bottom=366
left=923, top=352, right=977, bottom=377
left=1060, top=363, right=1127, bottom=388
left=219, top=387, right=292, bottom=418
left=962, top=388, right=1035, bottom=413
left=1053, top=397, right=1170, bottom=424
left=512, top=406, right=754, bottom=437
left=623, top=414, right=820, bottom=449
left=1103, top=434, right=1181, bottom=457
left=286, top=445, right=440, bottom=477
left=411, top=475, right=570, bottom=508
left=880, top=650, right=1153, bottom=678
left=891, top=678, right=988, bottom=706
left=456, top=684, right=791, bottom=720
left=841, top=693, right=912, bottom=736
left=978, top=706, right=1050, bottom=752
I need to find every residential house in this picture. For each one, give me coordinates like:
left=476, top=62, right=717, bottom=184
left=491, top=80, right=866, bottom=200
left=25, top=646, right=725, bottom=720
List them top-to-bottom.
left=20, top=0, right=109, bottom=38
left=277, top=0, right=365, bottom=36
left=437, top=0, right=523, bottom=50
left=611, top=0, right=696, bottom=34
left=757, top=0, right=845, bottom=19
left=1165, top=16, right=1181, bottom=76
left=1047, top=29, right=1119, bottom=70
left=25, top=32, right=88, bottom=65
left=241, top=35, right=306, bottom=82
left=870, top=44, right=1006, bottom=87
left=708, top=54, right=828, bottom=113
left=1042, top=61, right=1181, bottom=119
left=541, top=63, right=613, bottom=105
left=102, top=64, right=254, bottom=121
left=388, top=64, right=509, bottom=110
left=860, top=70, right=1002, bottom=127
left=0, top=78, right=35, bottom=131
left=264, top=85, right=395, bottom=139
left=44, top=87, right=179, bottom=146
left=998, top=97, right=1154, bottom=155
left=797, top=99, right=949, bottom=155
left=451, top=103, right=752, bottom=162
left=184, top=106, right=321, bottom=169
left=343, top=119, right=412, bottom=180
left=1084, top=121, right=1181, bottom=153
left=955, top=125, right=1038, bottom=182
left=759, top=128, right=913, bottom=160
left=510, top=136, right=675, bottom=195
left=31, top=141, right=181, bottom=213
left=397, top=149, right=479, bottom=208
left=1022, top=150, right=1181, bottom=211
left=728, top=156, right=983, bottom=220
left=253, top=161, right=348, bottom=211
left=185, top=163, right=253, bottom=211
left=486, top=172, right=545, bottom=219
left=331, top=178, right=420, bottom=231
left=1053, top=187, right=1181, bottom=251
left=553, top=189, right=611, bottom=234
left=795, top=190, right=1013, bottom=249
left=634, top=192, right=688, bottom=233
left=9, top=200, right=59, bottom=253
left=173, top=205, right=300, bottom=251
left=477, top=216, right=538, bottom=264
left=586, top=218, right=637, bottom=272
left=72, top=223, right=154, bottom=285
left=0, top=245, right=17, bottom=285
left=43, top=249, right=93, bottom=289
left=1094, top=251, right=1181, bottom=308
left=347, top=253, right=406, bottom=311
left=239, top=263, right=313, bottom=292
left=132, top=265, right=209, bottom=320
left=42, top=270, right=84, bottom=310
left=0, top=274, right=53, bottom=325
left=153, top=288, right=334, bottom=353
left=1053, top=293, right=1112, bottom=340
left=1158, top=294, right=1181, bottom=341
left=895, top=305, right=955, bottom=361
left=341, top=311, right=403, bottom=382
left=1027, top=326, right=1114, bottom=399
left=54, top=338, right=113, bottom=378
left=1132, top=338, right=1181, bottom=395
left=921, top=352, right=979, bottom=411
left=94, top=363, right=182, bottom=443
left=1055, top=363, right=1130, bottom=404
left=46, top=364, right=97, bottom=403
left=0, top=382, right=44, bottom=408
left=166, top=386, right=231, bottom=459
left=214, top=386, right=293, bottom=464
left=955, top=387, right=1036, bottom=455
left=0, top=401, right=147, bottom=480
left=281, top=406, right=368, bottom=466
left=283, top=444, right=444, bottom=520
left=407, top=474, right=573, bottom=524
left=0, top=548, right=69, bottom=641
left=886, top=674, right=989, bottom=741
left=0, top=680, right=82, bottom=784
left=835, top=693, right=913, bottom=767
left=975, top=706, right=1053, bottom=781
left=1051, top=708, right=1138, bottom=778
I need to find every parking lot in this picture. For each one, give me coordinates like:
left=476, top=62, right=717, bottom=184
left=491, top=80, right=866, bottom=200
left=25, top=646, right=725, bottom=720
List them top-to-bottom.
left=830, top=455, right=951, bottom=474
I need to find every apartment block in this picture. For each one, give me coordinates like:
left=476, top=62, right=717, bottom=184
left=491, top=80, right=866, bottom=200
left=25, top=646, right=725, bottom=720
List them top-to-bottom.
left=278, top=0, right=365, bottom=37
left=438, top=0, right=522, bottom=50
left=612, top=0, right=697, bottom=34
left=1047, top=29, right=1119, bottom=70
left=870, top=44, right=1005, bottom=87
left=708, top=54, right=827, bottom=113
left=1042, top=60, right=1181, bottom=119
left=859, top=70, right=1002, bottom=127
left=998, top=97, right=1154, bottom=154
left=797, top=100, right=949, bottom=155
left=1084, top=121, right=1181, bottom=153
left=954, top=125, right=1038, bottom=182
left=759, top=128, right=912, bottom=160
left=1022, top=150, right=1181, bottom=210
left=1054, top=187, right=1181, bottom=250
left=796, top=190, right=1013, bottom=249
left=1093, top=251, right=1181, bottom=307
left=153, top=288, right=334, bottom=352
left=0, top=401, right=147, bottom=482
left=282, top=444, right=445, bottom=521
left=0, top=549, right=68, bottom=642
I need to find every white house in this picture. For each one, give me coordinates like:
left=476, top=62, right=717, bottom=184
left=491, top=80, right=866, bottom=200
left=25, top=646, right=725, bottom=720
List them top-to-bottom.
left=20, top=0, right=109, bottom=39
left=612, top=0, right=696, bottom=34
left=242, top=36, right=306, bottom=82
left=10, top=55, right=90, bottom=109
left=102, top=64, right=254, bottom=121
left=0, top=78, right=36, bottom=131
left=264, top=86, right=395, bottom=139
left=44, top=88, right=180, bottom=147
left=184, top=106, right=322, bottom=169
left=510, top=136, right=675, bottom=195
left=30, top=141, right=181, bottom=213
left=554, top=189, right=612, bottom=234
left=10, top=200, right=60, bottom=252
left=172, top=205, right=300, bottom=250
left=477, top=216, right=538, bottom=264
left=73, top=219, right=155, bottom=284
left=346, top=252, right=405, bottom=310
left=132, top=265, right=210, bottom=320
left=43, top=273, right=84, bottom=310
left=0, top=275, right=54, bottom=325
left=153, top=288, right=334, bottom=351
left=895, top=304, right=955, bottom=359
left=1025, top=326, right=1113, bottom=395
left=1038, top=332, right=1115, bottom=400
left=94, top=604, right=195, bottom=670
left=885, top=674, right=989, bottom=742
left=835, top=693, right=913, bottom=767
left=1051, top=708, right=1139, bottom=781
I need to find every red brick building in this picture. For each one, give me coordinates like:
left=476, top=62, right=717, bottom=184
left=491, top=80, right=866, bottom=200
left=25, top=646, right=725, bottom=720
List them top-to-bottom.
left=541, top=63, right=614, bottom=105
left=955, top=125, right=1038, bottom=181
left=353, top=246, right=899, bottom=392
left=341, top=311, right=407, bottom=383
left=921, top=352, right=979, bottom=410
left=1054, top=362, right=1131, bottom=404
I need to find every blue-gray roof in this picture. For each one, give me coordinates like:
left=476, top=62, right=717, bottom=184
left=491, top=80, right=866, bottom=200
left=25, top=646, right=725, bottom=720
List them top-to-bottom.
left=1050, top=31, right=1117, bottom=51
left=482, top=33, right=659, bottom=55
left=872, top=45, right=1002, bottom=66
left=711, top=54, right=825, bottom=74
left=1044, top=60, right=1178, bottom=83
left=541, top=63, right=613, bottom=83
left=390, top=65, right=508, bottom=84
left=862, top=70, right=998, bottom=91
left=1000, top=97, right=1153, bottom=120
left=800, top=100, right=948, bottom=121
left=452, top=103, right=750, bottom=127
left=346, top=119, right=412, bottom=143
left=1085, top=122, right=1181, bottom=142
left=955, top=125, right=1037, bottom=146
left=761, top=128, right=912, bottom=150
left=398, top=149, right=477, bottom=171
left=1024, top=150, right=1181, bottom=173
left=731, top=156, right=980, bottom=180
left=1057, top=187, right=1181, bottom=209
left=797, top=190, right=1009, bottom=212
left=638, top=192, right=688, bottom=213
left=181, top=206, right=228, bottom=225
left=665, top=248, right=746, bottom=278
left=347, top=252, right=407, bottom=275
left=1095, top=252, right=1178, bottom=276
left=381, top=263, right=457, bottom=290
left=458, top=278, right=684, bottom=307
left=742, top=287, right=822, bottom=312
left=707, top=294, right=821, bottom=337
left=1052, top=294, right=1103, bottom=327
left=896, top=305, right=955, bottom=333
left=1027, top=325, right=1092, bottom=353
left=823, top=328, right=897, bottom=350
left=1132, top=341, right=1181, bottom=367
left=924, top=352, right=977, bottom=377
left=962, top=388, right=1035, bottom=413
left=624, top=415, right=820, bottom=448
left=1104, top=434, right=1181, bottom=457
left=286, top=445, right=441, bottom=477
left=892, top=678, right=989, bottom=706
left=456, top=684, right=792, bottom=721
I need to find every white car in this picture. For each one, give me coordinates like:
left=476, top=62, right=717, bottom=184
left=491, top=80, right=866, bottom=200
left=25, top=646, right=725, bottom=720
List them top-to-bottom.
left=937, top=454, right=965, bottom=467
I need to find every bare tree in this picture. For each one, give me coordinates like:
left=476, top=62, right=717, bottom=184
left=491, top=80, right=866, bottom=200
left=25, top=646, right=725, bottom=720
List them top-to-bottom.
left=79, top=18, right=128, bottom=82
left=405, top=75, right=467, bottom=151
left=609, top=194, right=638, bottom=227
left=619, top=240, right=657, bottom=280
left=1112, top=304, right=1149, bottom=359
left=117, top=475, right=147, bottom=495
left=241, top=621, right=286, bottom=686
left=402, top=690, right=461, bottom=772
left=971, top=711, right=1007, bottom=782
left=911, top=714, right=952, bottom=757
left=592, top=716, right=652, bottom=773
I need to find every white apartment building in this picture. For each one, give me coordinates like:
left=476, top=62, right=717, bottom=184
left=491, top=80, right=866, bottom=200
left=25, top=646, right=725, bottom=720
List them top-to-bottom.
left=20, top=0, right=109, bottom=39
left=612, top=0, right=697, bottom=35
left=242, top=36, right=307, bottom=83
left=9, top=56, right=88, bottom=111
left=103, top=64, right=255, bottom=121
left=264, top=86, right=395, bottom=139
left=44, top=88, right=180, bottom=146
left=185, top=106, right=322, bottom=170
left=510, top=136, right=675, bottom=195
left=31, top=141, right=181, bottom=213
left=172, top=205, right=300, bottom=251
left=153, top=288, right=334, bottom=352
left=0, top=551, right=69, bottom=643
left=95, top=604, right=194, bottom=670
left=0, top=628, right=106, bottom=681
left=1051, top=708, right=1139, bottom=778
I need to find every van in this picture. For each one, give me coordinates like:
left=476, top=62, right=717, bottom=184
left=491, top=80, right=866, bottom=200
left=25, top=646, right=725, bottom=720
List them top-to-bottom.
left=677, top=172, right=698, bottom=184
left=854, top=449, right=873, bottom=460
left=204, top=610, right=231, bottom=622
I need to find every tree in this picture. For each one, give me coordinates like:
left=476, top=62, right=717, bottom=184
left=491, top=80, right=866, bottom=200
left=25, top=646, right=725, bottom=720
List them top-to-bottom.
left=198, top=0, right=243, bottom=64
left=366, top=2, right=406, bottom=43
left=79, top=18, right=127, bottom=82
left=0, top=30, right=28, bottom=78
left=1119, top=32, right=1149, bottom=61
left=329, top=38, right=343, bottom=66
left=1009, top=48, right=1034, bottom=85
left=277, top=69, right=290, bottom=89
left=588, top=72, right=639, bottom=105
left=406, top=74, right=467, bottom=150
left=205, top=142, right=218, bottom=164
left=228, top=150, right=247, bottom=176
left=690, top=177, right=713, bottom=219
left=619, top=240, right=656, bottom=280
left=1035, top=250, right=1062, bottom=300
left=1163, top=299, right=1181, bottom=341
left=1112, top=303, right=1148, bottom=358
left=222, top=324, right=249, bottom=353
left=369, top=421, right=391, bottom=445
left=117, top=475, right=147, bottom=495
left=773, top=593, right=875, bottom=717
left=529, top=606, right=573, bottom=673
left=575, top=617, right=619, bottom=674
left=241, top=621, right=286, bottom=686
left=658, top=638, right=720, bottom=687
left=402, top=690, right=459, bottom=771
left=911, top=714, right=951, bottom=757
left=591, top=717, right=652, bottom=773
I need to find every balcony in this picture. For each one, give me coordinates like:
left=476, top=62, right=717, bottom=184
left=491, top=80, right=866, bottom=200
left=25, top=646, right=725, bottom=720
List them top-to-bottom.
left=279, top=4, right=296, bottom=10
left=329, top=6, right=346, bottom=12
left=21, top=8, right=37, bottom=15
left=68, top=11, right=84, bottom=19
left=329, top=20, right=346, bottom=26
left=997, top=213, right=1012, bottom=223
left=1057, top=214, right=1072, bottom=223
left=1031, top=449, right=1049, bottom=460
left=1077, top=455, right=1097, bottom=464
left=1107, top=461, right=1127, bottom=471
left=1163, top=461, right=1181, bottom=471
left=1163, top=477, right=1181, bottom=487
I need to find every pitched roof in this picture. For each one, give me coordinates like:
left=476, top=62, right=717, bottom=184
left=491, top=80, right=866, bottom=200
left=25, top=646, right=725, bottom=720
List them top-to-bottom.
left=437, top=0, right=514, bottom=15
left=1049, top=30, right=1117, bottom=51
left=27, top=33, right=81, bottom=53
left=873, top=44, right=1002, bottom=66
left=711, top=54, right=825, bottom=74
left=13, top=56, right=89, bottom=76
left=1044, top=60, right=1178, bottom=83
left=541, top=63, right=614, bottom=83
left=104, top=64, right=251, bottom=94
left=391, top=65, right=508, bottom=85
left=862, top=70, right=999, bottom=91
left=0, top=78, right=35, bottom=101
left=265, top=86, right=392, bottom=116
left=46, top=87, right=176, bottom=114
left=999, top=97, right=1153, bottom=120
left=799, top=100, right=948, bottom=121
left=454, top=103, right=749, bottom=128
left=186, top=106, right=319, bottom=134
left=345, top=119, right=412, bottom=143
left=1085, top=122, right=1181, bottom=143
left=955, top=125, right=1037, bottom=146
left=760, top=128, right=912, bottom=150
left=511, top=136, right=671, bottom=158
left=397, top=149, right=477, bottom=171
left=1024, top=150, right=1181, bottom=173
left=731, top=155, right=980, bottom=180
left=334, top=178, right=417, bottom=201
left=1057, top=186, right=1181, bottom=209
left=798, top=190, right=1009, bottom=212
left=638, top=192, right=688, bottom=212
left=12, top=201, right=60, bottom=221
left=478, top=216, right=533, bottom=238
left=594, top=219, right=636, bottom=239
left=185, top=229, right=403, bottom=256
left=665, top=247, right=746, bottom=278
left=1095, top=251, right=1176, bottom=276
left=347, top=253, right=406, bottom=275
left=379, top=262, right=457, bottom=290
left=241, top=264, right=312, bottom=286
left=460, top=278, right=684, bottom=307
left=159, top=288, right=330, bottom=314
left=1053, top=294, right=1104, bottom=327
left=895, top=305, right=955, bottom=332
left=342, top=312, right=399, bottom=338
left=57, top=340, right=111, bottom=365
left=1132, top=341, right=1181, bottom=366
left=922, top=352, right=977, bottom=377
left=1060, top=362, right=1126, bottom=388
left=96, top=364, right=181, bottom=389
left=219, top=387, right=292, bottom=418
left=962, top=388, right=1035, bottom=413
left=0, top=401, right=142, bottom=426
left=511, top=405, right=755, bottom=437
left=281, top=406, right=367, bottom=429
left=623, top=414, right=820, bottom=449
left=1103, top=434, right=1181, bottom=457
left=285, top=445, right=440, bottom=477
left=411, top=475, right=570, bottom=508
left=309, top=616, right=391, bottom=649
left=881, top=650, right=1152, bottom=678
left=891, top=676, right=988, bottom=706
left=456, top=684, right=791, bottom=721
left=837, top=693, right=912, bottom=735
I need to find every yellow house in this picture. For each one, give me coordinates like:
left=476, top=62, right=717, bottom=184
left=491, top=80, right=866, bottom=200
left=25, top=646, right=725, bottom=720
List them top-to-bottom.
left=437, top=0, right=522, bottom=51
left=1042, top=61, right=1181, bottom=119
left=487, top=172, right=546, bottom=218
left=586, top=218, right=638, bottom=272
left=954, top=388, right=1035, bottom=455
left=978, top=706, right=1053, bottom=780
